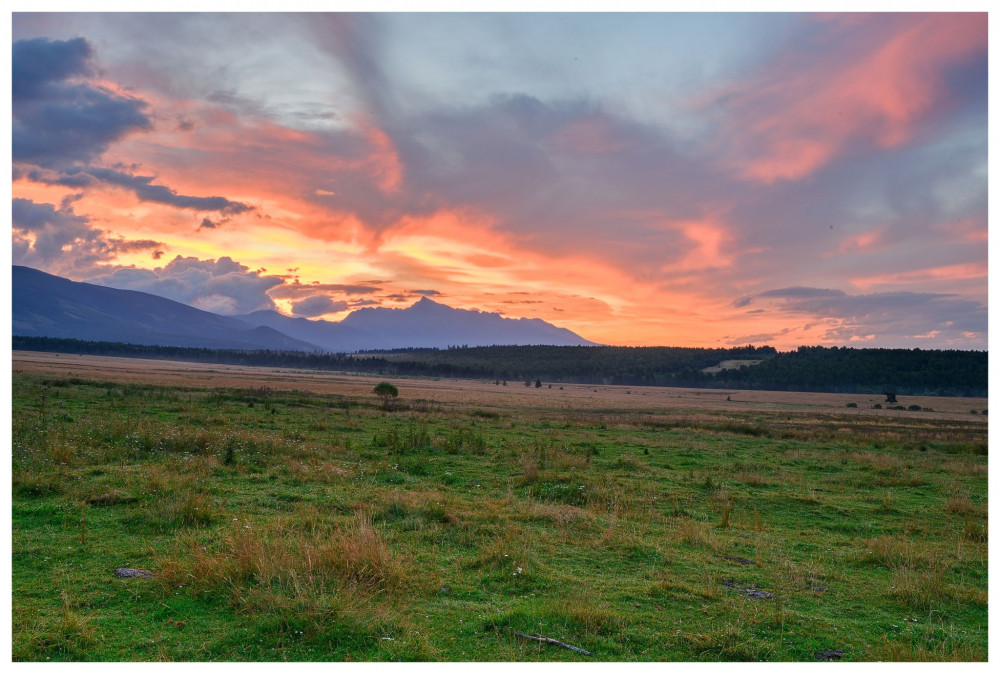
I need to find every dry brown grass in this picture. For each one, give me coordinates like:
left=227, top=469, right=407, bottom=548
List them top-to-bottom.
left=14, top=350, right=987, bottom=421
left=842, top=450, right=906, bottom=474
left=518, top=455, right=540, bottom=485
left=284, top=459, right=354, bottom=484
left=941, top=459, right=988, bottom=476
left=736, top=471, right=770, bottom=487
left=944, top=493, right=983, bottom=517
left=522, top=500, right=591, bottom=527
left=159, top=510, right=405, bottom=612
left=962, top=516, right=988, bottom=543
left=672, top=517, right=718, bottom=549
left=472, top=524, right=542, bottom=576
left=862, top=535, right=944, bottom=570
left=546, top=596, right=625, bottom=635
left=865, top=635, right=984, bottom=661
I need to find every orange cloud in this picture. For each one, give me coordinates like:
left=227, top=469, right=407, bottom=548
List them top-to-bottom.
left=359, top=122, right=403, bottom=192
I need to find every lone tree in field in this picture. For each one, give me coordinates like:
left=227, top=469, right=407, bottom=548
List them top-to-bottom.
left=373, top=381, right=399, bottom=409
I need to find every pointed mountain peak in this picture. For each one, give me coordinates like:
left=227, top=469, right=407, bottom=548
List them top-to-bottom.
left=411, top=295, right=445, bottom=311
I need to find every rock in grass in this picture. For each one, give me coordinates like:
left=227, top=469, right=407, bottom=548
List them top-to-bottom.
left=115, top=567, right=154, bottom=579
left=722, top=579, right=774, bottom=599
left=740, top=588, right=774, bottom=599
left=815, top=649, right=845, bottom=661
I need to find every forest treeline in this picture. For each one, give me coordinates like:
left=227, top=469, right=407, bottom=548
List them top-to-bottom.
left=14, top=337, right=986, bottom=396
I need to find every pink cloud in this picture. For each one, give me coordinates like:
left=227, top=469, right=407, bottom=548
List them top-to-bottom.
left=719, top=13, right=987, bottom=183
left=835, top=230, right=884, bottom=255
left=851, top=262, right=987, bottom=291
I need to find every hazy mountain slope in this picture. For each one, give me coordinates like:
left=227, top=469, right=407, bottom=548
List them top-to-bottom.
left=12, top=265, right=320, bottom=351
left=14, top=266, right=596, bottom=352
left=340, top=296, right=597, bottom=348
left=234, top=310, right=377, bottom=353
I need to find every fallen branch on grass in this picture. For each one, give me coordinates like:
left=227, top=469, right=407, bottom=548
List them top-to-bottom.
left=514, top=631, right=593, bottom=656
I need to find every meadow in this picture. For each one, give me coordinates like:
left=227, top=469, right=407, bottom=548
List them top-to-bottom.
left=11, top=353, right=989, bottom=661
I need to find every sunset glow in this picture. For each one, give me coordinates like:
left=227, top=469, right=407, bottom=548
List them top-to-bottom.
left=11, top=12, right=988, bottom=348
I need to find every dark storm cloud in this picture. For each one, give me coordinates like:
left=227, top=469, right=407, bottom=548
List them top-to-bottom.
left=12, top=36, right=92, bottom=97
left=13, top=36, right=253, bottom=223
left=12, top=37, right=153, bottom=166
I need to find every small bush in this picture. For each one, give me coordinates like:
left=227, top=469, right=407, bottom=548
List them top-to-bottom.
left=846, top=402, right=858, bottom=408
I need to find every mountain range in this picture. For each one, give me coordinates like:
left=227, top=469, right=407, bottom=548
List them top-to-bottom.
left=12, top=265, right=596, bottom=352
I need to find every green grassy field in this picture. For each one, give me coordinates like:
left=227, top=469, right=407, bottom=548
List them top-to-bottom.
left=11, top=368, right=988, bottom=661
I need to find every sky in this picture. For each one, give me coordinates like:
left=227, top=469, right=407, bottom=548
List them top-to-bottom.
left=9, top=10, right=989, bottom=349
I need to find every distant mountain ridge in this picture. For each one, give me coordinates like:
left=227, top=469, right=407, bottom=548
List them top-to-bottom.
left=14, top=265, right=597, bottom=352
left=235, top=296, right=595, bottom=351
left=341, top=296, right=596, bottom=348
left=232, top=310, right=375, bottom=352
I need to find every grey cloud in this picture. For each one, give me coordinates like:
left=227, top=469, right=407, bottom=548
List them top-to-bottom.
left=34, top=166, right=253, bottom=214
left=81, top=167, right=253, bottom=213
left=12, top=197, right=163, bottom=277
left=13, top=198, right=99, bottom=262
left=107, top=238, right=163, bottom=254
left=87, top=255, right=284, bottom=315
left=268, top=282, right=381, bottom=299
left=755, top=287, right=986, bottom=347
left=757, top=287, right=848, bottom=300
left=411, top=289, right=440, bottom=296
left=290, top=295, right=349, bottom=318
left=725, top=332, right=789, bottom=346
